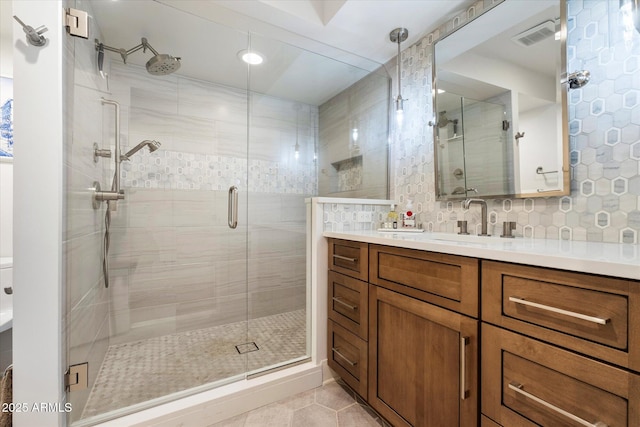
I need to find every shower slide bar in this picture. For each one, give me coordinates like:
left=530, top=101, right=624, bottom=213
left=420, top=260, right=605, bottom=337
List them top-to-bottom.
left=93, top=98, right=125, bottom=205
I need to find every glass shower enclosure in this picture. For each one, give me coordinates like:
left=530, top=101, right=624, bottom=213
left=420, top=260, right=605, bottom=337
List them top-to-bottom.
left=63, top=0, right=384, bottom=424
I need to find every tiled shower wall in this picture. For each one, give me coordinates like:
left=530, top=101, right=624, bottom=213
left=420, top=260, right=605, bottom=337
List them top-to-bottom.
left=390, top=0, right=640, bottom=243
left=106, top=62, right=315, bottom=345
left=318, top=70, right=390, bottom=199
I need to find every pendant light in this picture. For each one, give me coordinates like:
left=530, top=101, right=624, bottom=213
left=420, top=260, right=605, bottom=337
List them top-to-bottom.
left=390, top=27, right=408, bottom=126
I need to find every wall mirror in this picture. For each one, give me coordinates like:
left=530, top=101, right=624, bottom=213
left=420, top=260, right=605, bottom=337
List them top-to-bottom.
left=432, top=0, right=569, bottom=200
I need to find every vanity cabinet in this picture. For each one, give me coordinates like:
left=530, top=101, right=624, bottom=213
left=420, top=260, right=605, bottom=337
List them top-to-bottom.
left=327, top=238, right=640, bottom=426
left=327, top=239, right=480, bottom=426
left=481, top=261, right=640, bottom=427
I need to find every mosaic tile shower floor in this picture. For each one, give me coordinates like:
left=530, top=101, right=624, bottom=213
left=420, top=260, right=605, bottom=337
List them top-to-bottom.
left=82, top=310, right=307, bottom=419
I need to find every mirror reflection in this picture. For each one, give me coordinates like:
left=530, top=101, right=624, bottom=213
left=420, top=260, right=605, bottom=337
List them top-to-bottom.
left=433, top=0, right=568, bottom=199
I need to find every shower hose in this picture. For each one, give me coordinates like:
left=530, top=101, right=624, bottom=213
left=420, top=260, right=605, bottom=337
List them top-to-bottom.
left=102, top=175, right=116, bottom=289
left=103, top=205, right=111, bottom=288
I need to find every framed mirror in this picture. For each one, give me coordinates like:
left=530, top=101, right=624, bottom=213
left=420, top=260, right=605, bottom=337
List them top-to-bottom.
left=432, top=0, right=569, bottom=200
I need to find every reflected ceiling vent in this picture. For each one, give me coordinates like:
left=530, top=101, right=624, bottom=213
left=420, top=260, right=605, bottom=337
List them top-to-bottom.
left=511, top=20, right=556, bottom=47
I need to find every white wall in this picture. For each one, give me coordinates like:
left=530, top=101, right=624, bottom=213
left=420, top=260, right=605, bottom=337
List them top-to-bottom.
left=12, top=1, right=65, bottom=426
left=0, top=162, right=12, bottom=257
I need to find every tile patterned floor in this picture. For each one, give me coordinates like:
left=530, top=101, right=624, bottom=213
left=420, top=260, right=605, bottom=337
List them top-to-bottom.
left=82, top=310, right=307, bottom=419
left=209, top=379, right=387, bottom=427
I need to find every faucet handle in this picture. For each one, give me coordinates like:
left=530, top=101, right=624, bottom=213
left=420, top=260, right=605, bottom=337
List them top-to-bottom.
left=457, top=220, right=470, bottom=235
left=500, top=221, right=516, bottom=238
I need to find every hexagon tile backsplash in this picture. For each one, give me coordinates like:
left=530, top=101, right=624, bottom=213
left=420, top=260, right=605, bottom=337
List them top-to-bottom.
left=389, top=0, right=639, bottom=243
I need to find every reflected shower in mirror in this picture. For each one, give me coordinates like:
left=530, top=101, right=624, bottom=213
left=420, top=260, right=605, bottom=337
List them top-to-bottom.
left=432, top=0, right=569, bottom=200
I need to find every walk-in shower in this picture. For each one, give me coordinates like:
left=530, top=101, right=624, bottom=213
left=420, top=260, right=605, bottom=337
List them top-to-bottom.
left=64, top=0, right=389, bottom=425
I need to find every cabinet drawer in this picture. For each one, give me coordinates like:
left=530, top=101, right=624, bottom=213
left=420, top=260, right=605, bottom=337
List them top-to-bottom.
left=328, top=239, right=368, bottom=281
left=369, top=244, right=479, bottom=317
left=482, top=261, right=640, bottom=371
left=328, top=271, right=368, bottom=340
left=327, top=320, right=367, bottom=398
left=482, top=324, right=640, bottom=427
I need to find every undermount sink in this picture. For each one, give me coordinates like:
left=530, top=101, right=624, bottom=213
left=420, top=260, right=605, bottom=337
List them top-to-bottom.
left=431, top=233, right=498, bottom=244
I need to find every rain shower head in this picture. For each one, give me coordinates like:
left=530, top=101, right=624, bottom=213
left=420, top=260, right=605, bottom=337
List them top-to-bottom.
left=95, top=37, right=181, bottom=76
left=146, top=53, right=181, bottom=76
left=121, top=140, right=162, bottom=161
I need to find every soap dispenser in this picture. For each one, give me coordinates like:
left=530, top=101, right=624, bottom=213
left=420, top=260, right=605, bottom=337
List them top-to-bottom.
left=387, top=204, right=399, bottom=229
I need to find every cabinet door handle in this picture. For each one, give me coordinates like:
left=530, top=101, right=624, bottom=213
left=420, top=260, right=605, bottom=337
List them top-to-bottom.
left=333, top=254, right=357, bottom=263
left=508, top=296, right=609, bottom=325
left=332, top=297, right=357, bottom=311
left=460, top=336, right=469, bottom=400
left=331, top=347, right=357, bottom=366
left=508, top=382, right=608, bottom=427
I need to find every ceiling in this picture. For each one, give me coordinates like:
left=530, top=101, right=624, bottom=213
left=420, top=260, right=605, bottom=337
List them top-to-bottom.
left=2, top=0, right=470, bottom=104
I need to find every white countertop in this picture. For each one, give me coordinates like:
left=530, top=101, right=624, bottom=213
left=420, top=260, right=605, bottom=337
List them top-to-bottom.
left=323, top=230, right=640, bottom=281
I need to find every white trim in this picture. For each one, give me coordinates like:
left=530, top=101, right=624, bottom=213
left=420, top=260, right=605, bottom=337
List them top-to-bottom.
left=93, top=363, right=322, bottom=426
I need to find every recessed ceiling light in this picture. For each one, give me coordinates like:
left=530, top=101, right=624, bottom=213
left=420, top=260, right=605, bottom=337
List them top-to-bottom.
left=238, top=50, right=264, bottom=65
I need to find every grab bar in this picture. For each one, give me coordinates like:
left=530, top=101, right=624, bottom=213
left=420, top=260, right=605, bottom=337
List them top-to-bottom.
left=228, top=186, right=238, bottom=229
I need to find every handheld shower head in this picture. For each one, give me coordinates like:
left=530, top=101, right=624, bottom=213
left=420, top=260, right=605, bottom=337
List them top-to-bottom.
left=121, top=140, right=162, bottom=161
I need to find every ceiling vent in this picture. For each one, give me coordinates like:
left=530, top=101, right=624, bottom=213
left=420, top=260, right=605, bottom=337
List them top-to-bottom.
left=511, top=20, right=556, bottom=47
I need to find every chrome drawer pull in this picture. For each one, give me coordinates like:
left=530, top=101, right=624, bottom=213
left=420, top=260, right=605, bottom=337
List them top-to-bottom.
left=333, top=254, right=358, bottom=263
left=508, top=296, right=609, bottom=325
left=332, top=297, right=357, bottom=311
left=460, top=336, right=469, bottom=400
left=332, top=347, right=357, bottom=366
left=509, top=382, right=608, bottom=427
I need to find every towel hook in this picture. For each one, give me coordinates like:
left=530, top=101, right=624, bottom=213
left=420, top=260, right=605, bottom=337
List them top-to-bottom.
left=13, top=15, right=48, bottom=47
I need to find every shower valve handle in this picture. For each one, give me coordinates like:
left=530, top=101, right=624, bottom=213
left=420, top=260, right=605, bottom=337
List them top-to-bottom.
left=94, top=190, right=125, bottom=202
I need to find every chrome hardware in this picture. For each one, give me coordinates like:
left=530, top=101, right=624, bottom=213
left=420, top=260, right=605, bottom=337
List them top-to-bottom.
left=64, top=8, right=89, bottom=39
left=13, top=15, right=48, bottom=47
left=565, top=70, right=591, bottom=89
left=101, top=99, right=123, bottom=201
left=515, top=131, right=525, bottom=141
left=93, top=142, right=111, bottom=163
left=536, top=166, right=558, bottom=175
left=453, top=168, right=464, bottom=178
left=92, top=181, right=124, bottom=210
left=228, top=186, right=238, bottom=229
left=537, top=188, right=560, bottom=193
left=463, top=199, right=489, bottom=236
left=457, top=220, right=470, bottom=235
left=501, top=221, right=516, bottom=238
left=332, top=254, right=357, bottom=263
left=3, top=287, right=12, bottom=295
left=508, top=296, right=609, bottom=325
left=332, top=297, right=357, bottom=311
left=460, top=336, right=469, bottom=400
left=332, top=348, right=357, bottom=366
left=65, top=362, right=88, bottom=392
left=508, top=382, right=607, bottom=427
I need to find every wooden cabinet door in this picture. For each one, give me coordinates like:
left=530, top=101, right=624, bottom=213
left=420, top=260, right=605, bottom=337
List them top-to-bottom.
left=368, top=285, right=478, bottom=427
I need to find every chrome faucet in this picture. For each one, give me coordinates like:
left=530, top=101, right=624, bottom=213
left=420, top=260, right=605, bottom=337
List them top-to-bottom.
left=463, top=198, right=489, bottom=236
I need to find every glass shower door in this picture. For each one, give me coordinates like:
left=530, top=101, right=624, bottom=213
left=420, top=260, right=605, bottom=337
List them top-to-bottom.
left=64, top=0, right=251, bottom=424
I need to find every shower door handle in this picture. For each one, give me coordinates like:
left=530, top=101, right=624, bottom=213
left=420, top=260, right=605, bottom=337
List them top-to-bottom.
left=228, top=186, right=238, bottom=229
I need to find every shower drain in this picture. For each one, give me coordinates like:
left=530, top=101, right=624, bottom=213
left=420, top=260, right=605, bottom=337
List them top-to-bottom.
left=235, top=342, right=260, bottom=354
